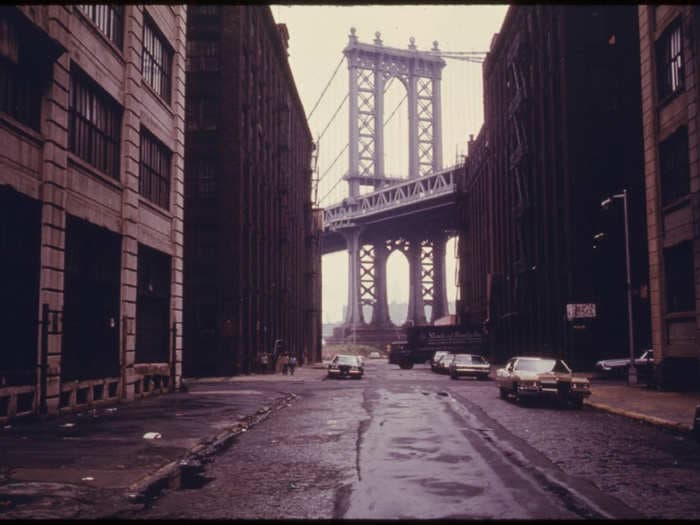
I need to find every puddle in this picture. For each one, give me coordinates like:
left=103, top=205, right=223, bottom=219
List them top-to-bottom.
left=177, top=467, right=214, bottom=490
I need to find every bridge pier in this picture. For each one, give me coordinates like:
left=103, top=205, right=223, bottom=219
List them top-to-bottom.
left=343, top=227, right=364, bottom=328
left=431, top=234, right=450, bottom=321
left=407, top=237, right=427, bottom=326
left=371, top=240, right=391, bottom=326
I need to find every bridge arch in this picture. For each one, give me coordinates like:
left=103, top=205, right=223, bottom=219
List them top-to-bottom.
left=383, top=76, right=409, bottom=181
left=386, top=244, right=409, bottom=325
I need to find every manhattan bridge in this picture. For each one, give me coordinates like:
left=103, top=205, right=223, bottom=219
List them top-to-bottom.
left=313, top=28, right=486, bottom=347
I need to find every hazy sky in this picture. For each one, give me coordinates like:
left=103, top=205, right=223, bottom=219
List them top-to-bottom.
left=270, top=4, right=509, bottom=324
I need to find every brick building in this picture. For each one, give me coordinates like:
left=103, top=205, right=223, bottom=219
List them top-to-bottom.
left=0, top=5, right=186, bottom=421
left=184, top=5, right=320, bottom=377
left=457, top=5, right=651, bottom=369
left=638, top=6, right=700, bottom=389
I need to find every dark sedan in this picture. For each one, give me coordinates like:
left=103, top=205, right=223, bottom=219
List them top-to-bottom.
left=595, top=349, right=653, bottom=378
left=448, top=354, right=491, bottom=380
left=327, top=355, right=364, bottom=379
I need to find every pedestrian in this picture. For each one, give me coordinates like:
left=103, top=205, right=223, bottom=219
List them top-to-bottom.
left=259, top=352, right=269, bottom=373
left=280, top=352, right=290, bottom=375
left=288, top=354, right=297, bottom=375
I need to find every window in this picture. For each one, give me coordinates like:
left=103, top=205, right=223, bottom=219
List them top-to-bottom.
left=78, top=5, right=124, bottom=49
left=189, top=5, right=219, bottom=18
left=0, top=15, right=41, bottom=130
left=142, top=18, right=172, bottom=103
left=656, top=19, right=683, bottom=101
left=186, top=40, right=219, bottom=72
left=0, top=56, right=41, bottom=130
left=69, top=68, right=122, bottom=178
left=185, top=96, right=218, bottom=131
left=659, top=126, right=690, bottom=206
left=139, top=128, right=171, bottom=209
left=186, top=158, right=217, bottom=200
left=664, top=242, right=695, bottom=313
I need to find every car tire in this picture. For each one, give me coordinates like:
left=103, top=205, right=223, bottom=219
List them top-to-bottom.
left=450, top=373, right=457, bottom=380
left=513, top=383, right=522, bottom=404
left=499, top=387, right=507, bottom=399
left=571, top=397, right=583, bottom=410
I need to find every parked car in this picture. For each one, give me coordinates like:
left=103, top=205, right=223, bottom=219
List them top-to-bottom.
left=595, top=349, right=653, bottom=378
left=369, top=351, right=382, bottom=359
left=431, top=351, right=451, bottom=372
left=433, top=352, right=456, bottom=374
left=448, top=354, right=491, bottom=380
left=327, top=355, right=364, bottom=379
left=496, top=356, right=591, bottom=409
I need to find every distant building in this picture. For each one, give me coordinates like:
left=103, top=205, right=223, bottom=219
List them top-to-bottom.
left=0, top=5, right=186, bottom=421
left=183, top=5, right=320, bottom=376
left=457, top=5, right=650, bottom=369
left=637, top=5, right=699, bottom=389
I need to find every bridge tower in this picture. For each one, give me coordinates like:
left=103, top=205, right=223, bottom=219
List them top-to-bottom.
left=344, top=28, right=446, bottom=195
left=333, top=29, right=450, bottom=345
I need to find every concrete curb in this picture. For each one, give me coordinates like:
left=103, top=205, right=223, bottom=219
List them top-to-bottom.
left=124, top=392, right=298, bottom=505
left=585, top=400, right=692, bottom=434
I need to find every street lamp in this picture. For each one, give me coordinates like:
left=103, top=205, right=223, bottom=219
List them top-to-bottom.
left=600, top=189, right=637, bottom=385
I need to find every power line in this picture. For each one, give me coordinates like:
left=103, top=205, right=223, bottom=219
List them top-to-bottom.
left=307, top=55, right=346, bottom=121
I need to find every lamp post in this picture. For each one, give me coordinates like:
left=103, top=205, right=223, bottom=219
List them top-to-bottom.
left=601, top=189, right=637, bottom=385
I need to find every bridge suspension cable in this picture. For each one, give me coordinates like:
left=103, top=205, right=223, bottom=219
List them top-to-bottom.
left=435, top=50, right=487, bottom=63
left=306, top=55, right=346, bottom=121
left=316, top=74, right=402, bottom=199
left=384, top=91, right=407, bottom=127
left=317, top=92, right=349, bottom=142
left=318, top=143, right=349, bottom=185
left=319, top=170, right=346, bottom=204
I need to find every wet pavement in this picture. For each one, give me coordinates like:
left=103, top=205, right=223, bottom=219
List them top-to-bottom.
left=0, top=360, right=699, bottom=519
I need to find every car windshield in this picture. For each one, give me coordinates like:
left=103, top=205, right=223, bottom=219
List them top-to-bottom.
left=433, top=351, right=448, bottom=360
left=439, top=353, right=455, bottom=362
left=454, top=354, right=486, bottom=364
left=334, top=356, right=358, bottom=365
left=516, top=358, right=570, bottom=373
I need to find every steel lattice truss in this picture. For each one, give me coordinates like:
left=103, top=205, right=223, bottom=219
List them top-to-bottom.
left=357, top=68, right=376, bottom=178
left=416, top=78, right=434, bottom=177
left=323, top=166, right=456, bottom=231
left=420, top=240, right=435, bottom=308
left=359, top=244, right=376, bottom=309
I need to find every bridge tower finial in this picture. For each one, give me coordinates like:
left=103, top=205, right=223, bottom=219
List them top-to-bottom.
left=349, top=27, right=358, bottom=44
left=374, top=31, right=382, bottom=46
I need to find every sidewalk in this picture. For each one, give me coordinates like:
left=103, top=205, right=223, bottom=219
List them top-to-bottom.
left=0, top=365, right=327, bottom=519
left=584, top=377, right=700, bottom=433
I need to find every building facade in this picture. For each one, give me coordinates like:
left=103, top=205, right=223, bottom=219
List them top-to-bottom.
left=0, top=5, right=186, bottom=422
left=184, top=5, right=320, bottom=377
left=457, top=5, right=651, bottom=370
left=638, top=6, right=700, bottom=389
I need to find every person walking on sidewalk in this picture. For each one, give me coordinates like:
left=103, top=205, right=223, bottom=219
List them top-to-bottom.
left=280, top=352, right=290, bottom=375
left=288, top=354, right=297, bottom=375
